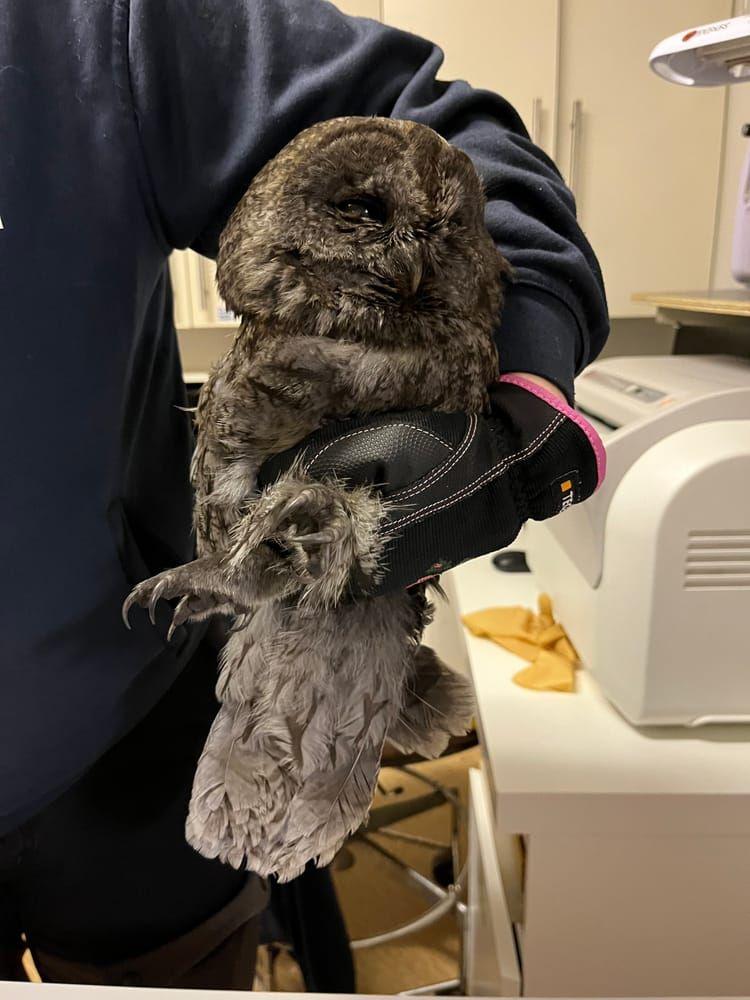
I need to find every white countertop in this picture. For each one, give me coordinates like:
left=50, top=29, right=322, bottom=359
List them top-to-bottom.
left=450, top=553, right=750, bottom=837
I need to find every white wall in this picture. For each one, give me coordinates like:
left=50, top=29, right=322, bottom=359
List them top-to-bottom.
left=710, top=0, right=750, bottom=289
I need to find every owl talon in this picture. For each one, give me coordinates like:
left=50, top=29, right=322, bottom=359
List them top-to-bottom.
left=293, top=531, right=333, bottom=546
left=122, top=550, right=285, bottom=631
left=148, top=578, right=170, bottom=625
left=122, top=592, right=137, bottom=629
left=168, top=595, right=192, bottom=641
left=228, top=612, right=253, bottom=634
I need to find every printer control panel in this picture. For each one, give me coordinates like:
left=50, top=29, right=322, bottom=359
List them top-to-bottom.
left=575, top=355, right=750, bottom=435
left=581, top=369, right=669, bottom=404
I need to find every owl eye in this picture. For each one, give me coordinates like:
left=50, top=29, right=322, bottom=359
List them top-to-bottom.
left=334, top=194, right=388, bottom=225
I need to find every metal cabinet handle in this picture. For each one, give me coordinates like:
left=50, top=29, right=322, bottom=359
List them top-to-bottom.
left=531, top=96, right=543, bottom=146
left=568, top=99, right=582, bottom=195
left=196, top=257, right=215, bottom=324
left=197, top=259, right=210, bottom=312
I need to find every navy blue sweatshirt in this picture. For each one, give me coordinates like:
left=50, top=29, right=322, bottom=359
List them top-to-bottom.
left=0, top=0, right=608, bottom=831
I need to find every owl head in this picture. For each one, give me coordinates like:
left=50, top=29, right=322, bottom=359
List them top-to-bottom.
left=217, top=117, right=510, bottom=348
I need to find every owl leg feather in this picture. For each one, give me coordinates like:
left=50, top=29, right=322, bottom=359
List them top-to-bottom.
left=387, top=645, right=475, bottom=758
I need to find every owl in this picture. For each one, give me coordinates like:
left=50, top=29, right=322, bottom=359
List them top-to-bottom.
left=124, top=116, right=508, bottom=881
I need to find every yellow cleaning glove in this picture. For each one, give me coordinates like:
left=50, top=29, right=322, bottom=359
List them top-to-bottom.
left=462, top=594, right=579, bottom=692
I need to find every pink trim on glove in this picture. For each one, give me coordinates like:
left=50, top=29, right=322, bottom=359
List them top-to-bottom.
left=498, top=374, right=607, bottom=490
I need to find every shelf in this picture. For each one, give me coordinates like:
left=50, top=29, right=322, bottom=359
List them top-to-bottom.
left=633, top=289, right=750, bottom=317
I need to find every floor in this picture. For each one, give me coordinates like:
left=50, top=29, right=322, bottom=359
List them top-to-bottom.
left=256, top=746, right=477, bottom=993
left=23, top=748, right=477, bottom=993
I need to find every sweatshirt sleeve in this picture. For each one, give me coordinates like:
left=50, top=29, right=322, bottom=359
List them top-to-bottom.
left=125, top=0, right=609, bottom=399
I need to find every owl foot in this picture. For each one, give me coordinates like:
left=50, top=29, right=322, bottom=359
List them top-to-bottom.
left=228, top=474, right=387, bottom=609
left=122, top=542, right=309, bottom=635
left=122, top=553, right=244, bottom=638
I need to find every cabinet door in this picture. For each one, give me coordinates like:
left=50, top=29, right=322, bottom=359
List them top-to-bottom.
left=333, top=0, right=381, bottom=18
left=383, top=0, right=558, bottom=154
left=556, top=0, right=731, bottom=317
left=168, top=251, right=193, bottom=329
left=184, top=253, right=236, bottom=329
left=465, top=769, right=522, bottom=996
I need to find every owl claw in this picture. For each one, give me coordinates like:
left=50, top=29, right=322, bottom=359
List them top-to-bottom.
left=278, top=494, right=308, bottom=519
left=293, top=531, right=333, bottom=546
left=121, top=553, right=276, bottom=633
left=121, top=559, right=222, bottom=633
left=148, top=578, right=170, bottom=625
left=122, top=593, right=136, bottom=629
left=167, top=595, right=191, bottom=641
left=227, top=612, right=252, bottom=634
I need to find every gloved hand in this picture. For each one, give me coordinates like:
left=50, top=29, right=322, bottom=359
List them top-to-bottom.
left=258, top=374, right=606, bottom=596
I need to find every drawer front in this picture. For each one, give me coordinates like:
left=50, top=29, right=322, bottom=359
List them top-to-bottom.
left=464, top=768, right=522, bottom=996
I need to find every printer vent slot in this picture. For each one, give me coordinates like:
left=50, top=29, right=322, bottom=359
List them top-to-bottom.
left=684, top=531, right=750, bottom=589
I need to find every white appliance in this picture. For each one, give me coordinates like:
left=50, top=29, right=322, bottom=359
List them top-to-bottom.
left=649, top=14, right=750, bottom=285
left=649, top=15, right=750, bottom=86
left=525, top=354, right=750, bottom=727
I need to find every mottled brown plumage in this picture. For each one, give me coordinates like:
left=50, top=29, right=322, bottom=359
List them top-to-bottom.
left=124, top=116, right=509, bottom=880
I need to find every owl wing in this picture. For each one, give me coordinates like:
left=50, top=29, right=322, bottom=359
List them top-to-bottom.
left=190, top=331, right=333, bottom=556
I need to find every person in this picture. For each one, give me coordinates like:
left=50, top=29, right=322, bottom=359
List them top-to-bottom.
left=0, top=0, right=608, bottom=989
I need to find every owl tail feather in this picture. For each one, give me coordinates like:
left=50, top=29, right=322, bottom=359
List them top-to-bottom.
left=386, top=645, right=475, bottom=759
left=243, top=690, right=399, bottom=883
left=185, top=700, right=299, bottom=870
left=253, top=740, right=387, bottom=883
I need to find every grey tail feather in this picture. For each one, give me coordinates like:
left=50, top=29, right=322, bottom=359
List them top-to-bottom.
left=387, top=645, right=475, bottom=759
left=244, top=694, right=397, bottom=882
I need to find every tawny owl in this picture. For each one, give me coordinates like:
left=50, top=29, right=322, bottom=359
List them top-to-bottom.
left=124, top=116, right=509, bottom=881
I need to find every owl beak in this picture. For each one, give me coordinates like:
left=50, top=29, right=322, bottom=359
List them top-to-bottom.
left=405, top=258, right=423, bottom=298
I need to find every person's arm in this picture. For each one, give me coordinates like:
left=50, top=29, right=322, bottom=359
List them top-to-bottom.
left=125, top=0, right=608, bottom=599
left=126, top=0, right=608, bottom=400
left=256, top=375, right=605, bottom=598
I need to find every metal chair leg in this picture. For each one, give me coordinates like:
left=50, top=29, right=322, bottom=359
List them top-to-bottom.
left=349, top=761, right=468, bottom=996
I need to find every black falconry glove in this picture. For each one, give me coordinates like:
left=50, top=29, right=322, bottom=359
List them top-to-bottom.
left=258, top=374, right=606, bottom=597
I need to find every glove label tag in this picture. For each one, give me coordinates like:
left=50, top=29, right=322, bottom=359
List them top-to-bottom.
left=558, top=471, right=578, bottom=511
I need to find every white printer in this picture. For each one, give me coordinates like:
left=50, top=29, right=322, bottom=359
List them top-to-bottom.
left=526, top=354, right=750, bottom=726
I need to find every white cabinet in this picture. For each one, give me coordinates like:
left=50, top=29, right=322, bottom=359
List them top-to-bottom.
left=333, top=0, right=381, bottom=18
left=382, top=0, right=559, bottom=155
left=383, top=0, right=732, bottom=317
left=556, top=0, right=731, bottom=316
left=172, top=2, right=734, bottom=329
left=168, top=250, right=193, bottom=329
left=169, top=252, right=235, bottom=331
left=186, top=254, right=235, bottom=327
left=454, top=554, right=750, bottom=997
left=465, top=768, right=522, bottom=997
